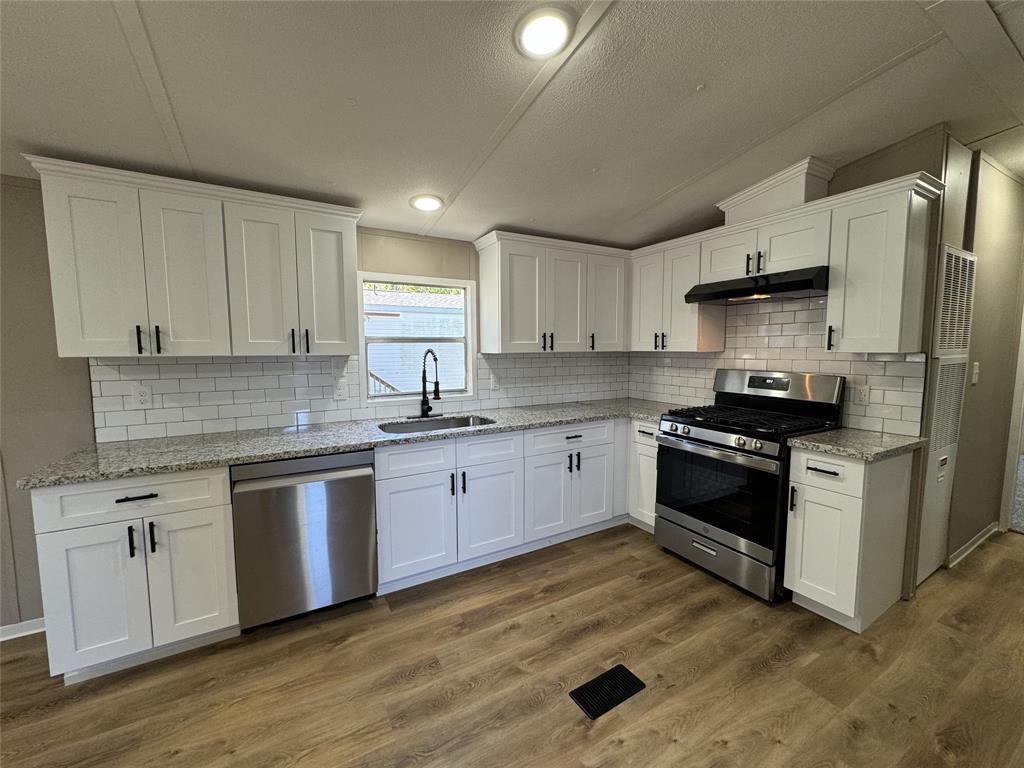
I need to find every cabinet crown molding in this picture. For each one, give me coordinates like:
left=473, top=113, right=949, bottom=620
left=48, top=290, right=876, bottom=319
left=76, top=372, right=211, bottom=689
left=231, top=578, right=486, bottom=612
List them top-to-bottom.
left=23, top=155, right=363, bottom=221
left=715, top=156, right=836, bottom=213
left=473, top=229, right=629, bottom=257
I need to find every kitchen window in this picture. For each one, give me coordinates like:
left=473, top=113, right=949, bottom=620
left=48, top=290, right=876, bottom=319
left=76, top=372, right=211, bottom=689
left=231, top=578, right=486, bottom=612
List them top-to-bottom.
left=359, top=273, right=475, bottom=401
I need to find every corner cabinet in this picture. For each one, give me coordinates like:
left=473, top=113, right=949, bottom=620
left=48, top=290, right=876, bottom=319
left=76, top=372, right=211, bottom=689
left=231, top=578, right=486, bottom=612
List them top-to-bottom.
left=26, top=155, right=362, bottom=358
left=475, top=231, right=628, bottom=353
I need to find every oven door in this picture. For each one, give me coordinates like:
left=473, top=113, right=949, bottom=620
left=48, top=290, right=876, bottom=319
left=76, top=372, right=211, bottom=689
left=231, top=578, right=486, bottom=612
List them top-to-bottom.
left=655, top=434, right=783, bottom=564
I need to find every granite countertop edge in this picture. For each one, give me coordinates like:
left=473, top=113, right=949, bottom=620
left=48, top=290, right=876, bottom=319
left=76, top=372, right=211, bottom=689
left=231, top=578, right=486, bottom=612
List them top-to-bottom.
left=18, top=399, right=672, bottom=490
left=788, top=428, right=927, bottom=462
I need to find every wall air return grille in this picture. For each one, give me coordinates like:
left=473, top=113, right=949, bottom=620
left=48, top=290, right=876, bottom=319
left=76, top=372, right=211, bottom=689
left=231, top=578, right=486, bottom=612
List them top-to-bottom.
left=934, top=246, right=976, bottom=356
left=930, top=359, right=968, bottom=451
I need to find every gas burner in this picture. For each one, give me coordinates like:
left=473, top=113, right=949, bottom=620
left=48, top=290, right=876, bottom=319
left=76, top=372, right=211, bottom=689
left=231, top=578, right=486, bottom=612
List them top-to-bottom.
left=667, top=404, right=831, bottom=437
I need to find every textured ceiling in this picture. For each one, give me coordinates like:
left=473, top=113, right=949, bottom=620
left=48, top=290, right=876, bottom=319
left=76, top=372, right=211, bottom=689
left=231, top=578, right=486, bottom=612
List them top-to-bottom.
left=2, top=0, right=1022, bottom=248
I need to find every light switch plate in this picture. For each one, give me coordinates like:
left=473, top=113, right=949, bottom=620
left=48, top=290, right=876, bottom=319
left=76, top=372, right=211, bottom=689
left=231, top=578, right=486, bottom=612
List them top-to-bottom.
left=971, top=361, right=980, bottom=384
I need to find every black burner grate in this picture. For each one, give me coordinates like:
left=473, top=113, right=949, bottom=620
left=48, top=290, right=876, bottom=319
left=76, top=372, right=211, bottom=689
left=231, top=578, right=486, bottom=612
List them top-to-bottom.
left=667, top=405, right=829, bottom=435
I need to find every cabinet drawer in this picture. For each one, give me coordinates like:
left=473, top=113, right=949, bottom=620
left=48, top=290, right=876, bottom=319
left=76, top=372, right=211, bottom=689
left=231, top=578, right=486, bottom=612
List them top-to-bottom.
left=525, top=420, right=614, bottom=456
left=632, top=421, right=659, bottom=448
left=456, top=431, right=524, bottom=468
left=374, top=439, right=456, bottom=480
left=790, top=449, right=865, bottom=498
left=31, top=469, right=230, bottom=534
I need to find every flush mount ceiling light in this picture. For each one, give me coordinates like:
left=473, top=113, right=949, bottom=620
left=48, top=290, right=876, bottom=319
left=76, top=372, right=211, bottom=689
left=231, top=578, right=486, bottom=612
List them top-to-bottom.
left=516, top=7, right=575, bottom=59
left=410, top=194, right=444, bottom=212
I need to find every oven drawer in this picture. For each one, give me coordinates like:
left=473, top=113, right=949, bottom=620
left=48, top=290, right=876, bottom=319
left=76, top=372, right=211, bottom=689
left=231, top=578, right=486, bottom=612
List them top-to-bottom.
left=790, top=449, right=865, bottom=498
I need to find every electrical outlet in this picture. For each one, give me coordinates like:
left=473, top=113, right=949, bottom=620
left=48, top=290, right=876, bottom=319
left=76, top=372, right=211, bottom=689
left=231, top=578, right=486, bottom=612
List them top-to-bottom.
left=131, top=384, right=152, bottom=409
left=852, top=384, right=870, bottom=406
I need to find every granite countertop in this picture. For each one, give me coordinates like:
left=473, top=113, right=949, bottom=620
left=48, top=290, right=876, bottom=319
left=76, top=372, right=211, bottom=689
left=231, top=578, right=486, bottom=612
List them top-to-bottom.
left=18, top=398, right=673, bottom=490
left=789, top=428, right=927, bottom=462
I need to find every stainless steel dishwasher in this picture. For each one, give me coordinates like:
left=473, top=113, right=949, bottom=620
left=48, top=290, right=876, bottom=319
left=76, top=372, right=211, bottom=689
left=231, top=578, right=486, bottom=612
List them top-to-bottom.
left=230, top=451, right=376, bottom=629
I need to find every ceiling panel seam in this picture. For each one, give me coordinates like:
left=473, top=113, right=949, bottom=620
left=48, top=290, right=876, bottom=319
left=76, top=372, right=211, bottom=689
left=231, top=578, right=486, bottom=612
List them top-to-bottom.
left=419, top=0, right=614, bottom=237
left=112, top=1, right=194, bottom=175
left=617, top=32, right=947, bottom=236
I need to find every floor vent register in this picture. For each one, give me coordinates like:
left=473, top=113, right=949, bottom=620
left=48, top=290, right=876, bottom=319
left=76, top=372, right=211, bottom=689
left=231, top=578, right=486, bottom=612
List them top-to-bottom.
left=569, top=664, right=646, bottom=720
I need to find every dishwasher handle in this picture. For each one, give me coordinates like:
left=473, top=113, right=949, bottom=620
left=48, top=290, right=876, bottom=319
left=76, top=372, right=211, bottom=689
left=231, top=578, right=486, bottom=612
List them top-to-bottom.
left=232, top=465, right=374, bottom=495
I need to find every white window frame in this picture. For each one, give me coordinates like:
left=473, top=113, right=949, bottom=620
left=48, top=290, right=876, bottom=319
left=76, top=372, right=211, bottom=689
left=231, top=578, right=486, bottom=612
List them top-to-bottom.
left=357, top=271, right=476, bottom=409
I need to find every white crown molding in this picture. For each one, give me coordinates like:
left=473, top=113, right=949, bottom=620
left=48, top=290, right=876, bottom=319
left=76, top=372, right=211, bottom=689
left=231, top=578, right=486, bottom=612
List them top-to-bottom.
left=23, top=155, right=363, bottom=221
left=715, top=156, right=836, bottom=213
left=629, top=171, right=943, bottom=258
left=472, top=229, right=629, bottom=257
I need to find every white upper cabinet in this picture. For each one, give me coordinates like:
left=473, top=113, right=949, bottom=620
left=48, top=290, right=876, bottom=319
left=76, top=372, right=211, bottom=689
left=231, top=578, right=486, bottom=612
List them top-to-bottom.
left=28, top=156, right=362, bottom=359
left=38, top=175, right=150, bottom=357
left=826, top=186, right=932, bottom=353
left=140, top=190, right=231, bottom=356
left=225, top=202, right=300, bottom=355
left=755, top=210, right=831, bottom=275
left=295, top=212, right=359, bottom=355
left=699, top=228, right=757, bottom=282
left=476, top=232, right=628, bottom=354
left=629, top=252, right=665, bottom=351
left=586, top=254, right=627, bottom=351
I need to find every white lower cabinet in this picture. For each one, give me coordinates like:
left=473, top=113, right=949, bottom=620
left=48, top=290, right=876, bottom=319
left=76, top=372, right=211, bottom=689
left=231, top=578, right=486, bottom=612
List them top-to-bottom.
left=628, top=423, right=659, bottom=528
left=574, top=444, right=615, bottom=527
left=525, top=451, right=574, bottom=541
left=458, top=459, right=525, bottom=559
left=376, top=469, right=459, bottom=581
left=37, top=519, right=154, bottom=675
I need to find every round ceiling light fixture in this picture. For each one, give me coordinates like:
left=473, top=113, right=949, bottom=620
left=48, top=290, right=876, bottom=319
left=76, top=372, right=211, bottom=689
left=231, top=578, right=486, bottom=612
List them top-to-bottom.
left=516, top=7, right=575, bottom=59
left=410, top=194, right=444, bottom=212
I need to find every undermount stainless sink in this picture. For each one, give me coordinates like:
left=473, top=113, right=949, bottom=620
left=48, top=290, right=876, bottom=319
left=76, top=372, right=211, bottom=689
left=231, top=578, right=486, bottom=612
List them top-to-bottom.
left=377, top=415, right=496, bottom=434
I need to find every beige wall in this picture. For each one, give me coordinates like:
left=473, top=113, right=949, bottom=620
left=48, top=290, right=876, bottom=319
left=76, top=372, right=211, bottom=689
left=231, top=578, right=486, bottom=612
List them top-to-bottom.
left=949, top=155, right=1024, bottom=552
left=1, top=176, right=94, bottom=623
left=358, top=227, right=477, bottom=281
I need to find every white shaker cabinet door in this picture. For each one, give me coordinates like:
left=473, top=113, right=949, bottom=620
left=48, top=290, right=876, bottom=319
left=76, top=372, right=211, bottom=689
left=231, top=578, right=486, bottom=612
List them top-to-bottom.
left=39, top=175, right=150, bottom=357
left=140, top=189, right=231, bottom=356
left=224, top=202, right=300, bottom=355
left=755, top=210, right=830, bottom=275
left=295, top=211, right=359, bottom=355
left=699, top=229, right=756, bottom=282
left=500, top=241, right=547, bottom=352
left=662, top=243, right=724, bottom=352
left=545, top=248, right=587, bottom=352
left=629, top=252, right=664, bottom=351
left=587, top=254, right=626, bottom=351
left=630, top=441, right=659, bottom=528
left=573, top=443, right=615, bottom=528
left=524, top=451, right=574, bottom=542
left=458, top=459, right=525, bottom=560
left=377, top=470, right=458, bottom=582
left=147, top=506, right=238, bottom=646
left=36, top=519, right=153, bottom=675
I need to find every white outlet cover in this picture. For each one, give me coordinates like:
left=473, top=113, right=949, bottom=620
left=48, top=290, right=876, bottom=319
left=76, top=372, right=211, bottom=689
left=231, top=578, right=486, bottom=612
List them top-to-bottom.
left=131, top=384, right=152, bottom=408
left=852, top=385, right=870, bottom=406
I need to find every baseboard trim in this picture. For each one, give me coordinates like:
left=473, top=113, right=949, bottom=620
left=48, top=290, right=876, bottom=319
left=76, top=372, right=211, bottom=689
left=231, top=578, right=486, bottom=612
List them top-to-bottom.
left=378, top=515, right=630, bottom=596
left=627, top=515, right=654, bottom=534
left=947, top=521, right=999, bottom=568
left=793, top=593, right=866, bottom=634
left=0, top=617, right=45, bottom=641
left=62, top=626, right=239, bottom=685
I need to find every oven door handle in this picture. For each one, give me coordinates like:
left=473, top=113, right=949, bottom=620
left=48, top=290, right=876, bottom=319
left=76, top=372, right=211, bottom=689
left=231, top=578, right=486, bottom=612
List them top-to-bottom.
left=655, top=434, right=780, bottom=475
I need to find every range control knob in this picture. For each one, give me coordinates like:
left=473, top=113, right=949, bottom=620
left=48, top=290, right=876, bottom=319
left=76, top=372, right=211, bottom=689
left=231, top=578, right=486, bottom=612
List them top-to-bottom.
left=669, top=423, right=678, bottom=433
left=681, top=426, right=691, bottom=435
left=735, top=436, right=747, bottom=448
left=753, top=439, right=763, bottom=451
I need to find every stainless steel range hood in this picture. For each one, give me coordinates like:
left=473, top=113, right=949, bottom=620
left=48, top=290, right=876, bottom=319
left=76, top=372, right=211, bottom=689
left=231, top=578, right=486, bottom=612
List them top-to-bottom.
left=684, top=266, right=829, bottom=305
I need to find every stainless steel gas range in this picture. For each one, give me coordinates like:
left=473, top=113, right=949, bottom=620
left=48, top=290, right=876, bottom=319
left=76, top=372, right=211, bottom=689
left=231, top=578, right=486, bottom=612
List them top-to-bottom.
left=654, top=369, right=845, bottom=601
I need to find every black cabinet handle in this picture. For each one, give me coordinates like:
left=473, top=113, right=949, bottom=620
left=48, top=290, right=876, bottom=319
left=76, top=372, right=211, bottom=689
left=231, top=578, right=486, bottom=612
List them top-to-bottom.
left=756, top=250, right=765, bottom=273
left=746, top=253, right=752, bottom=276
left=135, top=324, right=143, bottom=355
left=154, top=325, right=162, bottom=354
left=826, top=325, right=835, bottom=351
left=290, top=328, right=296, bottom=354
left=305, top=328, right=310, bottom=354
left=549, top=331, right=554, bottom=350
left=542, top=332, right=548, bottom=351
left=590, top=332, right=595, bottom=351
left=654, top=332, right=659, bottom=350
left=661, top=332, right=667, bottom=349
left=637, top=429, right=654, bottom=437
left=565, top=434, right=582, bottom=441
left=576, top=452, right=581, bottom=472
left=568, top=453, right=573, bottom=473
left=808, top=466, right=840, bottom=477
left=461, top=471, right=467, bottom=494
left=450, top=472, right=455, bottom=496
left=789, top=486, right=797, bottom=511
left=115, top=492, right=158, bottom=504
left=148, top=521, right=157, bottom=553
left=127, top=525, right=136, bottom=558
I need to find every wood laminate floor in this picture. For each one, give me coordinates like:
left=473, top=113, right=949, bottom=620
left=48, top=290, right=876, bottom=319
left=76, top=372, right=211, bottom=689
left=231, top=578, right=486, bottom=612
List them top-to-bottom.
left=2, top=526, right=1023, bottom=768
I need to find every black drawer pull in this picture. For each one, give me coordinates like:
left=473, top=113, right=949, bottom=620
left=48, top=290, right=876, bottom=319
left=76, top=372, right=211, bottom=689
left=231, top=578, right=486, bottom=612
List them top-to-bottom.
left=745, top=253, right=752, bottom=276
left=135, top=324, right=144, bottom=355
left=154, top=325, right=162, bottom=354
left=826, top=325, right=835, bottom=351
left=291, top=328, right=296, bottom=354
left=305, top=328, right=310, bottom=354
left=542, top=332, right=548, bottom=351
left=590, top=332, right=595, bottom=350
left=653, top=332, right=659, bottom=350
left=637, top=429, right=654, bottom=437
left=565, top=434, right=583, bottom=440
left=576, top=451, right=581, bottom=472
left=568, top=453, right=573, bottom=473
left=807, top=466, right=840, bottom=477
left=461, top=471, right=467, bottom=494
left=450, top=472, right=455, bottom=496
left=789, top=485, right=797, bottom=511
left=115, top=492, right=159, bottom=504
left=149, top=521, right=157, bottom=553
left=127, top=525, right=136, bottom=558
